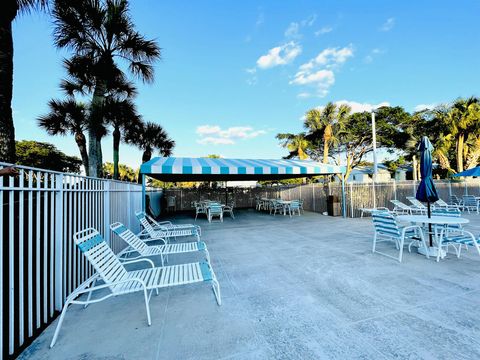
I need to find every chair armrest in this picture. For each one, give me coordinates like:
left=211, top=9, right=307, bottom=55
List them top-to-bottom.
left=156, top=221, right=173, bottom=226
left=401, top=224, right=423, bottom=238
left=122, top=258, right=155, bottom=269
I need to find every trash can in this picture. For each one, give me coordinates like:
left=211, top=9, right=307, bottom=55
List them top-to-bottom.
left=327, top=195, right=341, bottom=216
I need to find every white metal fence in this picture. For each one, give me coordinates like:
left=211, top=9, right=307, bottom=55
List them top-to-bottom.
left=0, top=163, right=152, bottom=359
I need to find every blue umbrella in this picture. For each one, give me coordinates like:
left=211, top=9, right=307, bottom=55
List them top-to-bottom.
left=416, top=136, right=439, bottom=246
left=453, top=166, right=480, bottom=177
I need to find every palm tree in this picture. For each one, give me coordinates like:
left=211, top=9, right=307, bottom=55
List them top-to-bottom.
left=0, top=0, right=49, bottom=163
left=52, top=0, right=160, bottom=177
left=103, top=96, right=141, bottom=179
left=444, top=97, right=480, bottom=173
left=37, top=99, right=90, bottom=174
left=304, top=102, right=351, bottom=164
left=126, top=121, right=175, bottom=164
left=276, top=133, right=310, bottom=160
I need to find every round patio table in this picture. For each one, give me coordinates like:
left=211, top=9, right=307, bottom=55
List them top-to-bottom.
left=397, top=215, right=469, bottom=259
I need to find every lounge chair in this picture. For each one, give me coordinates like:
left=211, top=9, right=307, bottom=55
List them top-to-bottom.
left=449, top=195, right=462, bottom=207
left=462, top=195, right=479, bottom=214
left=406, top=197, right=428, bottom=213
left=435, top=198, right=460, bottom=210
left=390, top=200, right=419, bottom=215
left=207, top=204, right=223, bottom=223
left=136, top=211, right=201, bottom=243
left=139, top=211, right=201, bottom=237
left=372, top=211, right=429, bottom=262
left=110, top=222, right=210, bottom=265
left=50, top=228, right=221, bottom=348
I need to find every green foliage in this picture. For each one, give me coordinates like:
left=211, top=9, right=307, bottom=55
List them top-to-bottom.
left=16, top=140, right=82, bottom=173
left=103, top=162, right=137, bottom=182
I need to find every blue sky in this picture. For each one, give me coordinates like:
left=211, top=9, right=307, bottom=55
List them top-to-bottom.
left=12, top=0, right=480, bottom=169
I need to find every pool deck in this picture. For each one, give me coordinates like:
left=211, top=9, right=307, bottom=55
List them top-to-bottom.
left=19, top=209, right=480, bottom=359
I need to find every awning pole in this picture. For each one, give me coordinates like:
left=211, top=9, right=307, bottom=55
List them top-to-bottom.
left=142, top=174, right=146, bottom=212
left=341, top=174, right=347, bottom=218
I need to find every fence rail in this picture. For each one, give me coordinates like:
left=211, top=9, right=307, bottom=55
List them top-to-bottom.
left=0, top=163, right=158, bottom=359
left=164, top=179, right=480, bottom=217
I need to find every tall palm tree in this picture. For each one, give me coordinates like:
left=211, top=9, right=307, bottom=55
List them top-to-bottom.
left=0, top=0, right=49, bottom=162
left=52, top=0, right=160, bottom=177
left=103, top=96, right=141, bottom=179
left=445, top=97, right=480, bottom=173
left=37, top=99, right=89, bottom=174
left=304, top=102, right=351, bottom=164
left=126, top=121, right=175, bottom=164
left=276, top=133, right=310, bottom=160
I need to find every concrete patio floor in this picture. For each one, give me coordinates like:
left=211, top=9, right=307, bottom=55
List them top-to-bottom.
left=19, top=209, right=480, bottom=360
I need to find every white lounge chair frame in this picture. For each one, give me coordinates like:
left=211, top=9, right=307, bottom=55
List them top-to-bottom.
left=461, top=195, right=479, bottom=214
left=406, top=196, right=428, bottom=213
left=390, top=200, right=420, bottom=215
left=136, top=211, right=201, bottom=243
left=139, top=212, right=202, bottom=236
left=111, top=222, right=210, bottom=265
left=50, top=228, right=221, bottom=348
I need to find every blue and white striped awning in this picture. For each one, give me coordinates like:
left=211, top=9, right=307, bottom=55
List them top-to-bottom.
left=140, top=157, right=346, bottom=181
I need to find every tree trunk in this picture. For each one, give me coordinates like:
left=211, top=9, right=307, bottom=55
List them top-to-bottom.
left=0, top=2, right=18, bottom=163
left=88, top=81, right=106, bottom=177
left=113, top=126, right=120, bottom=180
left=74, top=131, right=89, bottom=176
left=457, top=134, right=465, bottom=173
left=96, top=137, right=103, bottom=177
left=322, top=140, right=329, bottom=164
left=138, top=147, right=152, bottom=184
left=412, top=155, right=417, bottom=181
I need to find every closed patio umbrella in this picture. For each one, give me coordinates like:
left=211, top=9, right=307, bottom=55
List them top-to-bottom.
left=415, top=136, right=439, bottom=246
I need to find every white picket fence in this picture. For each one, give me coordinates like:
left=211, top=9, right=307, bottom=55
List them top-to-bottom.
left=0, top=162, right=154, bottom=359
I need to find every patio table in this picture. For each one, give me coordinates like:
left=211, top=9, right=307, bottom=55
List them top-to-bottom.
left=397, top=215, right=469, bottom=259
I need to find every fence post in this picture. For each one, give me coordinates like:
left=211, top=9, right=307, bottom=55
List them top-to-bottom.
left=54, top=174, right=64, bottom=311
left=393, top=179, right=397, bottom=200
left=464, top=179, right=468, bottom=195
left=104, top=180, right=111, bottom=245
left=448, top=180, right=452, bottom=197
left=372, top=181, right=377, bottom=209
left=349, top=182, right=354, bottom=218
left=127, top=183, right=131, bottom=229
left=312, top=184, right=315, bottom=212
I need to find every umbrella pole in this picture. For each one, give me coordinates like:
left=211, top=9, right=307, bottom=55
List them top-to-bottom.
left=427, top=202, right=433, bottom=247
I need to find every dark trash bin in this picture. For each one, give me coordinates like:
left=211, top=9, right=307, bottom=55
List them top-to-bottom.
left=327, top=195, right=341, bottom=216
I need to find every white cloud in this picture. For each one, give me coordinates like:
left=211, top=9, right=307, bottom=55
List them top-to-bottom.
left=301, top=14, right=317, bottom=27
left=380, top=18, right=395, bottom=32
left=285, top=22, right=300, bottom=38
left=314, top=26, right=333, bottom=36
left=256, top=41, right=302, bottom=69
left=290, top=45, right=354, bottom=97
left=364, top=48, right=385, bottom=64
left=332, top=100, right=390, bottom=113
left=414, top=103, right=438, bottom=112
left=196, top=125, right=267, bottom=145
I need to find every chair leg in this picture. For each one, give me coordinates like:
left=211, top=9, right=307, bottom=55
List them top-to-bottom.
left=372, top=233, right=377, bottom=253
left=398, top=238, right=405, bottom=262
left=84, top=277, right=98, bottom=308
left=144, top=288, right=152, bottom=326
left=50, top=298, right=73, bottom=348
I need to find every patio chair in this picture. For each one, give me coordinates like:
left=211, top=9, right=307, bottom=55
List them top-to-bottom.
left=462, top=195, right=479, bottom=214
left=406, top=197, right=428, bottom=213
left=435, top=198, right=460, bottom=211
left=297, top=199, right=305, bottom=213
left=270, top=200, right=284, bottom=216
left=288, top=200, right=301, bottom=217
left=390, top=200, right=418, bottom=215
left=194, top=201, right=207, bottom=221
left=222, top=201, right=235, bottom=219
left=208, top=204, right=223, bottom=223
left=432, top=209, right=480, bottom=261
left=136, top=211, right=201, bottom=243
left=139, top=211, right=202, bottom=237
left=372, top=211, right=428, bottom=262
left=110, top=222, right=210, bottom=265
left=50, top=228, right=221, bottom=348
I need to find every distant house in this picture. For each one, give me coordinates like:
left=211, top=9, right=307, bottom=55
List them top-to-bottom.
left=347, top=164, right=392, bottom=183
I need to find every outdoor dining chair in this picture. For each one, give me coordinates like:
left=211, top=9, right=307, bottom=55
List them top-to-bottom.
left=288, top=200, right=301, bottom=217
left=194, top=201, right=207, bottom=221
left=222, top=201, right=235, bottom=219
left=207, top=204, right=223, bottom=223
left=372, top=211, right=429, bottom=262
left=111, top=222, right=210, bottom=265
left=50, top=228, right=221, bottom=348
